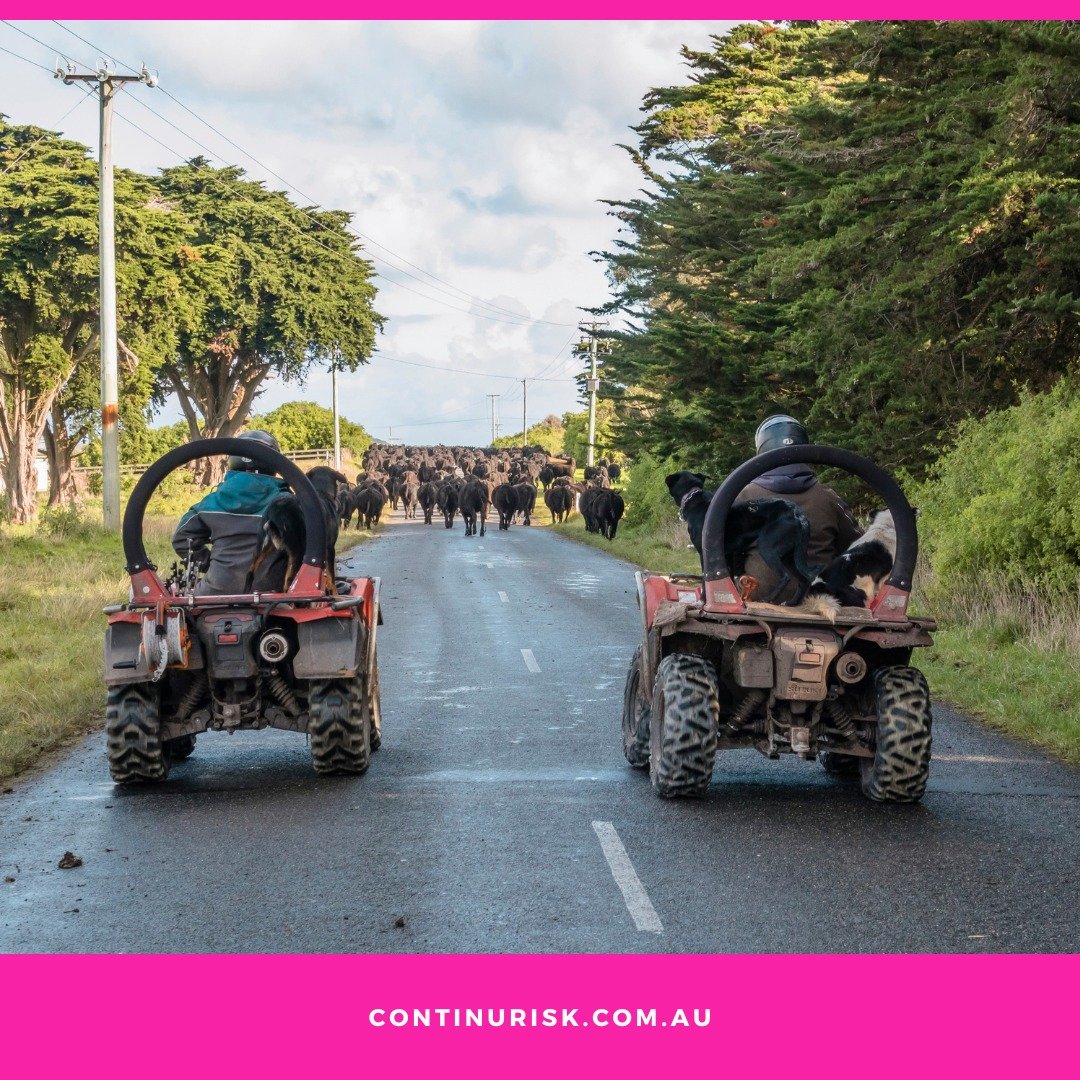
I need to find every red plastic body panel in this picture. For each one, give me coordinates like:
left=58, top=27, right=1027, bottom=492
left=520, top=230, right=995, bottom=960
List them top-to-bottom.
left=642, top=575, right=705, bottom=629
left=702, top=576, right=748, bottom=615
left=868, top=583, right=912, bottom=623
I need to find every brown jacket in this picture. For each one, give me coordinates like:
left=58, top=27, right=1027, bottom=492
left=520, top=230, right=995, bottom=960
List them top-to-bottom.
left=734, top=478, right=861, bottom=602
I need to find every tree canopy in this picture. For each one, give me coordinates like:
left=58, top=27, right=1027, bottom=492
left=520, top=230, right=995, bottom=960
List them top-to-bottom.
left=598, top=21, right=1080, bottom=478
left=0, top=114, right=189, bottom=521
left=154, top=160, right=382, bottom=463
left=253, top=401, right=371, bottom=460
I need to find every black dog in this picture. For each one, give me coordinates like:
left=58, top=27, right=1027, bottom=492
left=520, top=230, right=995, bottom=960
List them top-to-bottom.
left=249, top=466, right=349, bottom=592
left=665, top=470, right=819, bottom=604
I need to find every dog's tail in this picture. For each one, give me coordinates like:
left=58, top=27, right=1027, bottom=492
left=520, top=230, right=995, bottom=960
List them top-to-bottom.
left=800, top=592, right=842, bottom=621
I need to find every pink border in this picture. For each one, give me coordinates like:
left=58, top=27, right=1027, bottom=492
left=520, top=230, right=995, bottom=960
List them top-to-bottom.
left=2, top=4, right=1078, bottom=17
left=1, top=954, right=1076, bottom=1076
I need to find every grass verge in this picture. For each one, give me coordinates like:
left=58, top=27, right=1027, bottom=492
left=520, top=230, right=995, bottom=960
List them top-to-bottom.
left=552, top=511, right=1080, bottom=765
left=552, top=514, right=700, bottom=575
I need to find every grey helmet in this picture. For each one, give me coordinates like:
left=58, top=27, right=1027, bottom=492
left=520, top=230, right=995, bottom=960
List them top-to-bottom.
left=755, top=414, right=808, bottom=455
left=228, top=429, right=280, bottom=473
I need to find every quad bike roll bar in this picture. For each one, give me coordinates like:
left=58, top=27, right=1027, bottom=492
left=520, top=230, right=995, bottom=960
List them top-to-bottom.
left=122, top=437, right=328, bottom=599
left=700, top=444, right=918, bottom=620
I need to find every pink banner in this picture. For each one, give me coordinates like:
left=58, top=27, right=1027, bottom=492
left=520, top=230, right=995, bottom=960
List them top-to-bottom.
left=2, top=4, right=1078, bottom=17
left=1, top=954, right=1074, bottom=1076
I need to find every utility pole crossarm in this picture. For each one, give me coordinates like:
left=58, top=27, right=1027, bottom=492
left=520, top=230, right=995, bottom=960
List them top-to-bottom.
left=56, top=60, right=156, bottom=531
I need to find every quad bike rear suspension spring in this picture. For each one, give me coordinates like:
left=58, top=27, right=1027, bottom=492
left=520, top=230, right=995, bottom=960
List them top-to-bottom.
left=175, top=672, right=209, bottom=720
left=266, top=673, right=302, bottom=717
left=727, top=689, right=767, bottom=735
left=825, top=694, right=867, bottom=746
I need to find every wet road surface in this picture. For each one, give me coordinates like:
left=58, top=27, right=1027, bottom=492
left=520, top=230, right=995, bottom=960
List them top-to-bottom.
left=1, top=508, right=1077, bottom=952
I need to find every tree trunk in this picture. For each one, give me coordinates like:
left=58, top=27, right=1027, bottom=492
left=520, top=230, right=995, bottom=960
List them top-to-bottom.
left=166, top=356, right=272, bottom=488
left=43, top=413, right=80, bottom=508
left=0, top=429, right=41, bottom=525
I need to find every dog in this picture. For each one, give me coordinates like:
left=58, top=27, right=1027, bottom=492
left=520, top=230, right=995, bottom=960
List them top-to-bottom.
left=248, top=466, right=349, bottom=592
left=665, top=470, right=819, bottom=604
left=803, top=510, right=897, bottom=619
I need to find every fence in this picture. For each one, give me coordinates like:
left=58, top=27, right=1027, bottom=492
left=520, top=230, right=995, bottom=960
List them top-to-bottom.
left=72, top=448, right=335, bottom=478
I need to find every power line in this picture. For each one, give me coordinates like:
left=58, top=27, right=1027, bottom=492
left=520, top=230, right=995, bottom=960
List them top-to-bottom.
left=2, top=19, right=87, bottom=66
left=50, top=20, right=578, bottom=329
left=0, top=41, right=56, bottom=74
left=1, top=86, right=95, bottom=174
left=373, top=351, right=571, bottom=383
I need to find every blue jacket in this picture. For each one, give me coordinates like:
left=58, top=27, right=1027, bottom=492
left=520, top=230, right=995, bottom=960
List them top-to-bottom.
left=172, top=471, right=289, bottom=595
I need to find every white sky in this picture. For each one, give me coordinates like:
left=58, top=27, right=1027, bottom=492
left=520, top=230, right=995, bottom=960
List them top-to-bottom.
left=0, top=20, right=732, bottom=445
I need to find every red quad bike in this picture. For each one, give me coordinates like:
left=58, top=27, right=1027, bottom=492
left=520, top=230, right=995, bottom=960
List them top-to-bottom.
left=104, top=438, right=382, bottom=783
left=622, top=446, right=936, bottom=803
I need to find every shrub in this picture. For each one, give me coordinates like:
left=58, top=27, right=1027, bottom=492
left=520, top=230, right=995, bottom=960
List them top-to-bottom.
left=917, top=379, right=1080, bottom=599
left=623, top=452, right=680, bottom=533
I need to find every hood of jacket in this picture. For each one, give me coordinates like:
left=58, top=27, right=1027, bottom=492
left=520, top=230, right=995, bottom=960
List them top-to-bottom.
left=753, top=463, right=818, bottom=495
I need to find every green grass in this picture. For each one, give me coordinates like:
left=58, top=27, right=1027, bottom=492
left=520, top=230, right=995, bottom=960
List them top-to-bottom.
left=0, top=504, right=374, bottom=782
left=552, top=513, right=701, bottom=576
left=920, top=622, right=1080, bottom=766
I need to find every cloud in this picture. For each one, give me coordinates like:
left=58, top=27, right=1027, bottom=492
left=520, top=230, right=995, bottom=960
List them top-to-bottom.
left=0, top=18, right=735, bottom=443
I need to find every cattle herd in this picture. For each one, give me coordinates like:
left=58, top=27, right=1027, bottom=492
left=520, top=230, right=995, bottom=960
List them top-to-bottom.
left=336, top=444, right=626, bottom=540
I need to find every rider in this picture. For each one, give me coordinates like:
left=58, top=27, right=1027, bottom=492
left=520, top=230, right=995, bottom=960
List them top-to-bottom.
left=736, top=415, right=861, bottom=602
left=171, top=430, right=289, bottom=596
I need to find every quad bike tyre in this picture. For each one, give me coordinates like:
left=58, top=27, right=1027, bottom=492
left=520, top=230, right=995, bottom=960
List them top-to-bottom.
left=621, top=645, right=651, bottom=769
left=368, top=646, right=382, bottom=752
left=649, top=653, right=720, bottom=798
left=860, top=666, right=933, bottom=803
left=309, top=677, right=371, bottom=775
left=106, top=684, right=170, bottom=783
left=167, top=734, right=197, bottom=761
left=820, top=751, right=860, bottom=776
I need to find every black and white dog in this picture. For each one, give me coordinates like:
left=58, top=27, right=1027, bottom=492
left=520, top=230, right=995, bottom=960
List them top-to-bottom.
left=248, top=466, right=350, bottom=592
left=665, top=470, right=819, bottom=604
left=804, top=510, right=897, bottom=618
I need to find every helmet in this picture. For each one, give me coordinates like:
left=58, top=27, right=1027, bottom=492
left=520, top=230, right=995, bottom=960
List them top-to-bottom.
left=754, top=414, right=808, bottom=455
left=227, top=429, right=280, bottom=473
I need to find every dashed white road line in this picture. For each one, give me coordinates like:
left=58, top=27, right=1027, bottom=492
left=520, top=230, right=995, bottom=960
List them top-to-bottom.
left=499, top=591, right=509, bottom=603
left=521, top=648, right=541, bottom=673
left=592, top=821, right=663, bottom=934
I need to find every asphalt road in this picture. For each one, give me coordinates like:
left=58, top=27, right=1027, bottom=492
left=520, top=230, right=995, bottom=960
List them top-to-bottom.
left=1, top=507, right=1077, bottom=952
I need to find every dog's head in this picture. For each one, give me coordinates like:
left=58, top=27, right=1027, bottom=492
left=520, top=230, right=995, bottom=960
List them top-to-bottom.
left=306, top=466, right=350, bottom=501
left=664, top=470, right=709, bottom=504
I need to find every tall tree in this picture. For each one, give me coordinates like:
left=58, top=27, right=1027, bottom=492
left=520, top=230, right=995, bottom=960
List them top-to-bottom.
left=598, top=21, right=1080, bottom=478
left=0, top=116, right=185, bottom=521
left=152, top=161, right=382, bottom=483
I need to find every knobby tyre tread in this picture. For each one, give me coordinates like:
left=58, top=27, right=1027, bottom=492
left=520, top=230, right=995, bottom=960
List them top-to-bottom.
left=621, top=645, right=651, bottom=769
left=369, top=646, right=382, bottom=752
left=649, top=654, right=719, bottom=798
left=860, top=666, right=932, bottom=803
left=309, top=678, right=371, bottom=776
left=106, top=683, right=170, bottom=783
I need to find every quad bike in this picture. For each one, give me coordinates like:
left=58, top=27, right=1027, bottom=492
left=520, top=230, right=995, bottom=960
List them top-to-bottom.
left=104, top=438, right=382, bottom=783
left=622, top=445, right=936, bottom=803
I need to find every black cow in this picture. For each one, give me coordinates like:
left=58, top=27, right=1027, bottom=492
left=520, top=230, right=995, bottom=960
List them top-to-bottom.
left=459, top=477, right=489, bottom=537
left=437, top=479, right=461, bottom=529
left=418, top=481, right=439, bottom=525
left=513, top=481, right=537, bottom=525
left=492, top=483, right=517, bottom=531
left=543, top=483, right=574, bottom=524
